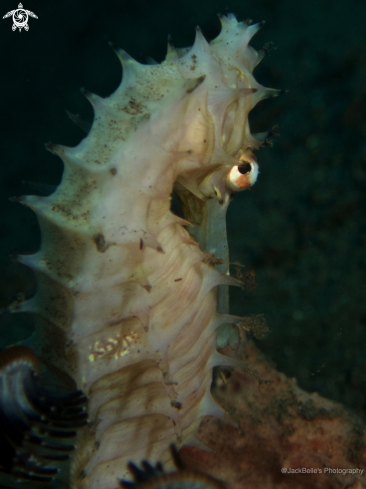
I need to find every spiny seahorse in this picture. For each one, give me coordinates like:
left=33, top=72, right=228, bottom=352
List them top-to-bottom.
left=0, top=13, right=280, bottom=489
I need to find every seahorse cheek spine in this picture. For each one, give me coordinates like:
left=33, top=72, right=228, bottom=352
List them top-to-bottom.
left=15, top=14, right=276, bottom=489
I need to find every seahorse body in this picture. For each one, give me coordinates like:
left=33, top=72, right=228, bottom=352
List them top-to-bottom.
left=14, top=14, right=277, bottom=489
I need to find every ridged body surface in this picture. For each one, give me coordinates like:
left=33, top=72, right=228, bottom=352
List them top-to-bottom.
left=16, top=14, right=275, bottom=489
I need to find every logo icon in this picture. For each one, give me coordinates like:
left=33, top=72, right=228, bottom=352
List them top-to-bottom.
left=3, top=3, right=38, bottom=31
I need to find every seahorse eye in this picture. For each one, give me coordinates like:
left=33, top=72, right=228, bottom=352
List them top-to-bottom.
left=227, top=161, right=259, bottom=192
left=238, top=162, right=252, bottom=174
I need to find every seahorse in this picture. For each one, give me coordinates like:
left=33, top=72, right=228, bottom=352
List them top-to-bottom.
left=0, top=13, right=280, bottom=489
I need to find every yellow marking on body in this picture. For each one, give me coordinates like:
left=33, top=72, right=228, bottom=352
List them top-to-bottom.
left=89, top=332, right=139, bottom=362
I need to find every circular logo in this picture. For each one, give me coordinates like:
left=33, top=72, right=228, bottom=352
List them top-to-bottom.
left=3, top=3, right=38, bottom=32
left=13, top=8, right=28, bottom=29
left=281, top=468, right=287, bottom=474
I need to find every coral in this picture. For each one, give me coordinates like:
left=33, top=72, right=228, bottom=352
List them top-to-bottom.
left=181, top=340, right=366, bottom=489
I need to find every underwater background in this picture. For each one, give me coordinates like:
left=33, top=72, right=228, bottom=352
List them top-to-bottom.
left=0, top=0, right=365, bottom=429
